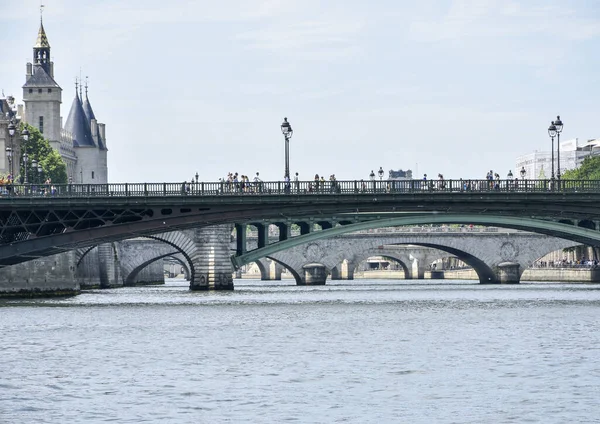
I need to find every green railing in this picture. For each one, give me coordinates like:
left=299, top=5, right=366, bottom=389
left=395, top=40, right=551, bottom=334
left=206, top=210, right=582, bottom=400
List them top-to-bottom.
left=0, top=179, right=599, bottom=198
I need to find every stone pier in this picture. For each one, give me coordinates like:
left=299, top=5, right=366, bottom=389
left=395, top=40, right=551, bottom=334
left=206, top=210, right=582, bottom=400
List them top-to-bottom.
left=190, top=224, right=234, bottom=290
left=0, top=252, right=80, bottom=297
left=302, top=264, right=328, bottom=285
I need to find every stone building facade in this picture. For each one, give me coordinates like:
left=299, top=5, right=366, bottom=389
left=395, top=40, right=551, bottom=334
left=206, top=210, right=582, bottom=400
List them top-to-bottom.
left=1, top=17, right=108, bottom=184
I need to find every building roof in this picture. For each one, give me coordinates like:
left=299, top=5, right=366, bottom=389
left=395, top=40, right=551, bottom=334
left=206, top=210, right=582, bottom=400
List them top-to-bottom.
left=34, top=21, right=50, bottom=48
left=23, top=64, right=60, bottom=88
left=82, top=93, right=107, bottom=150
left=64, top=94, right=96, bottom=147
left=82, top=94, right=96, bottom=121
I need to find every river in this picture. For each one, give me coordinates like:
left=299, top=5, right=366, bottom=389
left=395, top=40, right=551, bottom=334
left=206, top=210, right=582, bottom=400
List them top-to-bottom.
left=2, top=279, right=599, bottom=423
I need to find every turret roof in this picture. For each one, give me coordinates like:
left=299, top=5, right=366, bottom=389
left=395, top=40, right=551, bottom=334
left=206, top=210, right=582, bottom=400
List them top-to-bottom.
left=34, top=21, right=50, bottom=48
left=23, top=64, right=60, bottom=88
left=64, top=94, right=96, bottom=147
left=82, top=94, right=96, bottom=121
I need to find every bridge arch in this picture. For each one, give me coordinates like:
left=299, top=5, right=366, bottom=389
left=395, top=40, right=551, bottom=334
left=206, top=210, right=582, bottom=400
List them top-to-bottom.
left=233, top=215, right=588, bottom=271
left=164, top=254, right=191, bottom=280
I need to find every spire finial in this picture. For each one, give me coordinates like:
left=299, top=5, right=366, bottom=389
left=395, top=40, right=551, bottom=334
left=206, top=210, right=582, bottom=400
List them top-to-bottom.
left=40, top=2, right=45, bottom=24
left=78, top=68, right=83, bottom=99
left=85, top=76, right=89, bottom=97
left=75, top=77, right=79, bottom=97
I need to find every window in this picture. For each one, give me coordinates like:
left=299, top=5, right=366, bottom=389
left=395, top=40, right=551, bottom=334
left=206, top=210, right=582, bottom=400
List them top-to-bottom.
left=48, top=88, right=52, bottom=93
left=29, top=89, right=33, bottom=94
left=38, top=89, right=42, bottom=93
left=39, top=116, right=44, bottom=134
left=92, top=171, right=95, bottom=179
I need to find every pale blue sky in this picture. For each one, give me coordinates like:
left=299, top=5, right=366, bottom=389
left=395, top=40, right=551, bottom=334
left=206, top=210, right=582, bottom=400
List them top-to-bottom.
left=1, top=0, right=599, bottom=182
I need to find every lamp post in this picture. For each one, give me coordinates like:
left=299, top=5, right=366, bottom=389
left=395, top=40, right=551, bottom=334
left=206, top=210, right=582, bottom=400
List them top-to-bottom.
left=554, top=115, right=563, bottom=180
left=280, top=117, right=293, bottom=179
left=7, top=121, right=15, bottom=178
left=548, top=121, right=557, bottom=180
left=5, top=147, right=12, bottom=180
left=22, top=152, right=29, bottom=185
left=31, top=159, right=37, bottom=185
left=37, top=162, right=43, bottom=186
left=520, top=166, right=526, bottom=180
left=378, top=167, right=384, bottom=181
left=507, top=170, right=513, bottom=179
left=195, top=172, right=199, bottom=183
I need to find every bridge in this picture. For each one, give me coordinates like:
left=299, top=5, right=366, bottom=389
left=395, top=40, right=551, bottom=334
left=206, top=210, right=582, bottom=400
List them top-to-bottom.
left=2, top=179, right=600, bottom=290
left=74, top=227, right=577, bottom=287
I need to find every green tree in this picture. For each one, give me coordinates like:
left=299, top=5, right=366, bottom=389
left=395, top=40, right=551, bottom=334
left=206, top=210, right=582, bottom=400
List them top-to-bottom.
left=18, top=123, right=67, bottom=184
left=561, top=155, right=600, bottom=180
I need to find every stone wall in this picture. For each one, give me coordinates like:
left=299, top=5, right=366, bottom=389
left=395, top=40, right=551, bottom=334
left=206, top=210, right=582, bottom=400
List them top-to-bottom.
left=0, top=251, right=79, bottom=297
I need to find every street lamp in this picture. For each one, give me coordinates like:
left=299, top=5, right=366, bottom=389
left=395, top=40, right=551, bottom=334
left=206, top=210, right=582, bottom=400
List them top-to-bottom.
left=554, top=115, right=564, bottom=180
left=280, top=117, right=293, bottom=179
left=7, top=121, right=15, bottom=178
left=548, top=121, right=557, bottom=180
left=5, top=147, right=12, bottom=180
left=22, top=152, right=29, bottom=184
left=31, top=159, right=37, bottom=184
left=37, top=162, right=43, bottom=184
left=520, top=166, right=526, bottom=180
left=378, top=167, right=384, bottom=180
left=195, top=172, right=199, bottom=183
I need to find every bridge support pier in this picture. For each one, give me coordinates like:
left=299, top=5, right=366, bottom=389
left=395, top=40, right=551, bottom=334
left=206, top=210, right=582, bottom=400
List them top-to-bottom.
left=191, top=225, right=234, bottom=290
left=496, top=262, right=521, bottom=284
left=302, top=264, right=327, bottom=285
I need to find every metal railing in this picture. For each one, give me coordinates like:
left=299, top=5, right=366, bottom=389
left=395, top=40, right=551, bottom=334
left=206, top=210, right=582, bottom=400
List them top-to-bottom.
left=1, top=179, right=599, bottom=198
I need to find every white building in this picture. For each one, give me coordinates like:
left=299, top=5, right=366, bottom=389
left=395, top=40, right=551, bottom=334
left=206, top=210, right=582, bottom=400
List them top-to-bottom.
left=516, top=138, right=600, bottom=179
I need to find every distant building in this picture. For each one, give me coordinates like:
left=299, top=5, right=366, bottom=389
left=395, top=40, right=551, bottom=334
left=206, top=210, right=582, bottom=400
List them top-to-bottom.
left=1, top=15, right=108, bottom=183
left=516, top=138, right=600, bottom=179
left=388, top=169, right=413, bottom=180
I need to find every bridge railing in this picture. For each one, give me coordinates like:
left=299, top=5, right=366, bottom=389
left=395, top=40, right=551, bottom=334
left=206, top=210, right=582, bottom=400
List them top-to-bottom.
left=1, top=179, right=600, bottom=198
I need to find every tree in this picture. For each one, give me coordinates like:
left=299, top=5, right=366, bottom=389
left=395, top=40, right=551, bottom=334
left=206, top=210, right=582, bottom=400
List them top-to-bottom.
left=18, top=123, right=67, bottom=184
left=561, top=155, right=600, bottom=180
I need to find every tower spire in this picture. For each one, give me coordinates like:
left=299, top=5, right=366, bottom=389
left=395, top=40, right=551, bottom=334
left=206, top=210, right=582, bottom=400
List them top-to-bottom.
left=33, top=2, right=51, bottom=75
left=75, top=77, right=79, bottom=98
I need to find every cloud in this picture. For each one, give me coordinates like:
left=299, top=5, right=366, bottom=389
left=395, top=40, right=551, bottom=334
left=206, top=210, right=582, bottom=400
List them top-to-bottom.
left=408, top=0, right=600, bottom=42
left=234, top=18, right=365, bottom=59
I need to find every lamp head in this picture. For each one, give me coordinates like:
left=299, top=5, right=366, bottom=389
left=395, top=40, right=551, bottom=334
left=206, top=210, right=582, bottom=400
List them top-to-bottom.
left=554, top=115, right=563, bottom=133
left=281, top=117, right=293, bottom=138
left=548, top=121, right=557, bottom=138
left=7, top=122, right=15, bottom=136
left=21, top=127, right=29, bottom=141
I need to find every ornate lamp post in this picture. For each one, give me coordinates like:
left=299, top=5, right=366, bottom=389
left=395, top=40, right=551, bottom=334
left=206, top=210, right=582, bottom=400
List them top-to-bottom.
left=554, top=115, right=564, bottom=180
left=280, top=117, right=293, bottom=179
left=7, top=121, right=15, bottom=178
left=548, top=121, right=557, bottom=180
left=5, top=147, right=12, bottom=180
left=22, top=152, right=29, bottom=185
left=31, top=159, right=37, bottom=184
left=37, top=162, right=43, bottom=185
left=520, top=166, right=526, bottom=180
left=378, top=167, right=384, bottom=180
left=507, top=170, right=513, bottom=179
left=195, top=172, right=199, bottom=183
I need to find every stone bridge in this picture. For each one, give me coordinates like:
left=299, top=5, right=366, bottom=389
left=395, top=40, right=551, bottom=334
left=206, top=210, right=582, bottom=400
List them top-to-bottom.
left=114, top=227, right=578, bottom=286
left=237, top=230, right=578, bottom=284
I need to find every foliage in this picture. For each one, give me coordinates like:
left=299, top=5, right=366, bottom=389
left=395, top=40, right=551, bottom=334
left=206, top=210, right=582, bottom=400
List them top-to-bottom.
left=18, top=123, right=67, bottom=184
left=561, top=155, right=600, bottom=180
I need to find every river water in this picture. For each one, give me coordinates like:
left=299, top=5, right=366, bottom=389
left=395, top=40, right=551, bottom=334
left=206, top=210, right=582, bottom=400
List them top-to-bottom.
left=1, top=279, right=599, bottom=424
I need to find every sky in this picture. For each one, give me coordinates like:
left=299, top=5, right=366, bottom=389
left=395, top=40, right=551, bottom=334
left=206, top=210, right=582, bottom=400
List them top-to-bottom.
left=1, top=0, right=599, bottom=182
